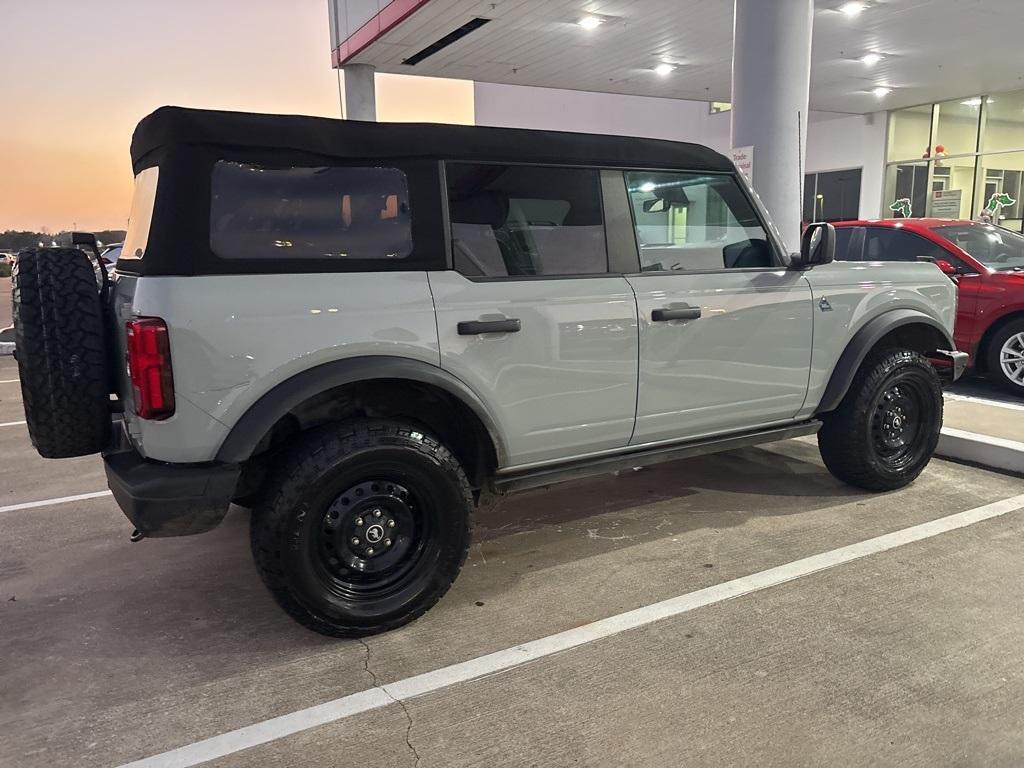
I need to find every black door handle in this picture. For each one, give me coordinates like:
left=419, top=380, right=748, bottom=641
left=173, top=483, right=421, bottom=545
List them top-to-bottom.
left=651, top=306, right=701, bottom=322
left=457, top=318, right=522, bottom=335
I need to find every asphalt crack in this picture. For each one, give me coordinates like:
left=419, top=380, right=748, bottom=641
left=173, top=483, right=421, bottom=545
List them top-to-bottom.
left=359, top=639, right=422, bottom=767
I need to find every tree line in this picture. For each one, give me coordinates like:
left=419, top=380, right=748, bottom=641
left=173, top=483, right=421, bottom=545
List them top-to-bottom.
left=0, top=230, right=127, bottom=252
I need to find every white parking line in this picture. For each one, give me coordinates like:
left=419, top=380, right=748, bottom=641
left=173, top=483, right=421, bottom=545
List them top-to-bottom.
left=0, top=379, right=19, bottom=384
left=945, top=392, right=1024, bottom=412
left=0, top=420, right=26, bottom=428
left=0, top=490, right=111, bottom=514
left=119, top=492, right=1024, bottom=768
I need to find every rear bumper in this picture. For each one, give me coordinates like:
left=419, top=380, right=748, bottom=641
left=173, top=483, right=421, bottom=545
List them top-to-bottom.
left=936, top=349, right=969, bottom=382
left=103, top=429, right=240, bottom=538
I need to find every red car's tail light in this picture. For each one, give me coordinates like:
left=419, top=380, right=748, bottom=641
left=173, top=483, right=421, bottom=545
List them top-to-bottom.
left=126, top=317, right=175, bottom=420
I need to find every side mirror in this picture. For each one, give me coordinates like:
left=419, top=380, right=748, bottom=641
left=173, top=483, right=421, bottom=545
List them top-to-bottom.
left=796, top=222, right=836, bottom=268
left=934, top=258, right=958, bottom=276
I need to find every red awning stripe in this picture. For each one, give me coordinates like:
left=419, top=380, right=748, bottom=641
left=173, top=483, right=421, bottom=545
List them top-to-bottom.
left=332, top=0, right=432, bottom=67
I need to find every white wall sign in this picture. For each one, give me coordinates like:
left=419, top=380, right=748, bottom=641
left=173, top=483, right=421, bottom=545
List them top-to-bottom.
left=731, top=145, right=754, bottom=181
left=931, top=188, right=962, bottom=218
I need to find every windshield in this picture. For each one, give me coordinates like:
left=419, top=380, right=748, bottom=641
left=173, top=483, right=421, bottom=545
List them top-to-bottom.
left=934, top=223, right=1024, bottom=270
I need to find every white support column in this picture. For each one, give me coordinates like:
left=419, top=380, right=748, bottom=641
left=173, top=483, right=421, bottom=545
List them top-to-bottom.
left=731, top=0, right=813, bottom=251
left=343, top=64, right=377, bottom=121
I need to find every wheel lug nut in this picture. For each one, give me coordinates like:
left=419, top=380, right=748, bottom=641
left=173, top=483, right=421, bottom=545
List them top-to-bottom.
left=374, top=509, right=382, bottom=518
left=355, top=517, right=363, bottom=526
left=387, top=519, right=396, bottom=528
left=351, top=537, right=360, bottom=545
left=384, top=538, right=392, bottom=546
left=366, top=547, right=375, bottom=555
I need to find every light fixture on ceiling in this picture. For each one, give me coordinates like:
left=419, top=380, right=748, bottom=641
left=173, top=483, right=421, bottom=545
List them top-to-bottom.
left=839, top=1, right=867, bottom=16
left=578, top=15, right=602, bottom=30
left=860, top=52, right=883, bottom=66
left=654, top=62, right=675, bottom=76
left=872, top=86, right=892, bottom=98
left=961, top=97, right=994, bottom=106
left=639, top=182, right=656, bottom=193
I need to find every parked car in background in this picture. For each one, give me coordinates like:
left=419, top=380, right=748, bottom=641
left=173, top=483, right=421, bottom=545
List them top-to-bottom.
left=833, top=219, right=1024, bottom=395
left=100, top=243, right=122, bottom=275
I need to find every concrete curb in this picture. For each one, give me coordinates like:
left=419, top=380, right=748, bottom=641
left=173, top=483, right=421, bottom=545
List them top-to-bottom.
left=937, top=427, right=1024, bottom=476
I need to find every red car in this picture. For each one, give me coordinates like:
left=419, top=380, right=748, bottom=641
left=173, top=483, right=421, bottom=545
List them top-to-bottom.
left=832, top=218, right=1024, bottom=395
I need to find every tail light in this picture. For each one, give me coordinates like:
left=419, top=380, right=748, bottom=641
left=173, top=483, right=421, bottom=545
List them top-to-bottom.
left=126, top=318, right=175, bottom=420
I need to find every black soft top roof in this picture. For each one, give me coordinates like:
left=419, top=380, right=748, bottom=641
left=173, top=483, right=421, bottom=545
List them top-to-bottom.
left=130, top=106, right=734, bottom=174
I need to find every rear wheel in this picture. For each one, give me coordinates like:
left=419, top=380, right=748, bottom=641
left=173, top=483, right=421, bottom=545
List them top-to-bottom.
left=986, top=318, right=1024, bottom=396
left=818, top=349, right=942, bottom=491
left=250, top=419, right=473, bottom=637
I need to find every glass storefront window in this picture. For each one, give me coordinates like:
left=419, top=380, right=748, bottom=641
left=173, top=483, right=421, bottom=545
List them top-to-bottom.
left=883, top=89, right=1024, bottom=224
left=981, top=90, right=1024, bottom=154
left=934, top=97, right=981, bottom=158
left=887, top=104, right=933, bottom=162
left=974, top=151, right=1024, bottom=232
left=925, top=156, right=976, bottom=220
left=884, top=162, right=929, bottom=217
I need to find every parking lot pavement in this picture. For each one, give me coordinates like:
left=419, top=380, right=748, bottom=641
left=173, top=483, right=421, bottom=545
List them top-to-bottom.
left=0, top=288, right=10, bottom=330
left=1, top=366, right=1023, bottom=768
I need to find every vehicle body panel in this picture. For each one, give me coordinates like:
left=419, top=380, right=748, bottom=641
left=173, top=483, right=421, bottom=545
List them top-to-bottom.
left=795, top=260, right=957, bottom=418
left=626, top=269, right=813, bottom=443
left=110, top=271, right=439, bottom=462
left=428, top=271, right=639, bottom=468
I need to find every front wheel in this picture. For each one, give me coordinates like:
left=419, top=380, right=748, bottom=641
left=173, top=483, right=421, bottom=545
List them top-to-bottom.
left=818, top=349, right=943, bottom=491
left=250, top=419, right=473, bottom=637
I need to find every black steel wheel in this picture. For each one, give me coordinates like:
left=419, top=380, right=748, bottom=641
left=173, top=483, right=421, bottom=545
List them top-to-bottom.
left=818, top=348, right=942, bottom=491
left=251, top=419, right=473, bottom=637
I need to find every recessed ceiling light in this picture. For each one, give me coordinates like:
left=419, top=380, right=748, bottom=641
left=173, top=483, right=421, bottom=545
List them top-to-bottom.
left=839, top=1, right=867, bottom=16
left=578, top=15, right=602, bottom=30
left=860, top=52, right=882, bottom=66
left=654, top=63, right=675, bottom=76
left=872, top=86, right=891, bottom=97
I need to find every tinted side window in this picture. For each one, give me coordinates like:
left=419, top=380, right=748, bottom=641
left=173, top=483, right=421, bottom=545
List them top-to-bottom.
left=210, top=162, right=412, bottom=260
left=446, top=163, right=607, bottom=277
left=624, top=171, right=773, bottom=271
left=834, top=226, right=861, bottom=261
left=863, top=228, right=948, bottom=263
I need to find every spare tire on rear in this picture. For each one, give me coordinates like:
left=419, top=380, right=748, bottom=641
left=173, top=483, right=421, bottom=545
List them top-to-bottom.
left=13, top=247, right=111, bottom=458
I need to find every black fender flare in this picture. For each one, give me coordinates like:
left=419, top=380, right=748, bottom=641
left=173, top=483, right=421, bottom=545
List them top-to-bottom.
left=815, top=309, right=954, bottom=415
left=215, top=356, right=507, bottom=464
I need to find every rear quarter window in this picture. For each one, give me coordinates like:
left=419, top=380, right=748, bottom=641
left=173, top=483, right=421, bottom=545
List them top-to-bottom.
left=209, top=162, right=413, bottom=261
left=118, top=166, right=160, bottom=265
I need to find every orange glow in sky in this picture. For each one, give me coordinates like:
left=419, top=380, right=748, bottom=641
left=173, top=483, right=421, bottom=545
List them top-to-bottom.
left=1, top=0, right=474, bottom=232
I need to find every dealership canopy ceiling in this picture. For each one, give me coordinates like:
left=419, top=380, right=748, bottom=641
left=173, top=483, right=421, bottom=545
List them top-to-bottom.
left=331, top=0, right=1024, bottom=113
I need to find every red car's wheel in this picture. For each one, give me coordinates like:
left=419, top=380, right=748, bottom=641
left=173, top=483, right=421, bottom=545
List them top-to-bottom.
left=987, top=318, right=1024, bottom=396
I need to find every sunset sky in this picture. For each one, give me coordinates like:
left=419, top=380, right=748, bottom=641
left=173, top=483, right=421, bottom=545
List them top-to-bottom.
left=1, top=0, right=474, bottom=232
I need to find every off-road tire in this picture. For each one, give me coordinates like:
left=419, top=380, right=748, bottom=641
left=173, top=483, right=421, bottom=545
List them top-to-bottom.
left=12, top=248, right=110, bottom=458
left=985, top=318, right=1024, bottom=396
left=818, top=349, right=942, bottom=491
left=250, top=419, right=473, bottom=637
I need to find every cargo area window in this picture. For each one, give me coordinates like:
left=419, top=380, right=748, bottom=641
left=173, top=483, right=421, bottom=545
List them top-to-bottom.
left=210, top=162, right=412, bottom=260
left=446, top=163, right=608, bottom=277
left=118, top=166, right=160, bottom=264
left=625, top=171, right=773, bottom=271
